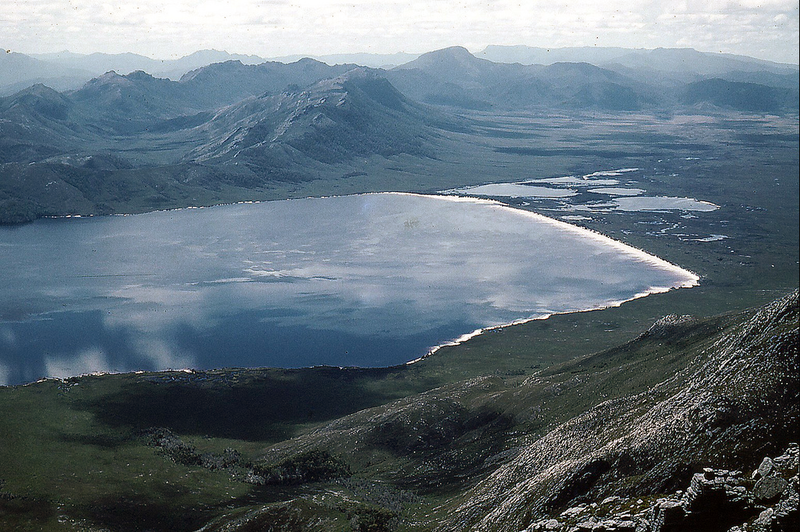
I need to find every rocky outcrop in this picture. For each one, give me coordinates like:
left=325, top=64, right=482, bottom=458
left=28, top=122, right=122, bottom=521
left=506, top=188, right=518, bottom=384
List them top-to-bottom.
left=140, top=427, right=246, bottom=471
left=523, top=443, right=799, bottom=531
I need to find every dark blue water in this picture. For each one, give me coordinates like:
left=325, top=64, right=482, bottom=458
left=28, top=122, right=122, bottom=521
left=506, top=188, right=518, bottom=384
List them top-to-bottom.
left=0, top=193, right=697, bottom=385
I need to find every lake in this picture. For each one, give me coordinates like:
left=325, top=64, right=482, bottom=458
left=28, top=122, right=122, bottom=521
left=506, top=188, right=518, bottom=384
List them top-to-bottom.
left=442, top=167, right=720, bottom=212
left=0, top=192, right=698, bottom=386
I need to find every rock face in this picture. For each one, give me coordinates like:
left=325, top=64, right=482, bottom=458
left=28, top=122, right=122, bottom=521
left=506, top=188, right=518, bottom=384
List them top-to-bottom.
left=440, top=290, right=798, bottom=531
left=523, top=444, right=799, bottom=532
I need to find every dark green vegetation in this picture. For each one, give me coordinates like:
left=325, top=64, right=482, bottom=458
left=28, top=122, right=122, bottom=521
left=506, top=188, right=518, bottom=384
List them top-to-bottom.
left=1, top=46, right=798, bottom=530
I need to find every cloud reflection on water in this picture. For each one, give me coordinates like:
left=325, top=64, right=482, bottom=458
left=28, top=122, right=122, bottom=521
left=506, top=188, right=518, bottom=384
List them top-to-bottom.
left=0, top=193, right=699, bottom=384
left=45, top=346, right=114, bottom=380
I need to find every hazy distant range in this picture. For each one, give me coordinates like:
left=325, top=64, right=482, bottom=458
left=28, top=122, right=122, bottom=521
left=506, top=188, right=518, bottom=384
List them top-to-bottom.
left=3, top=45, right=798, bottom=95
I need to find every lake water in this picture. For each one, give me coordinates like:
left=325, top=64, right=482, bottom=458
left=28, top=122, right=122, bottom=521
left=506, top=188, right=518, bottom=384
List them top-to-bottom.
left=443, top=167, right=720, bottom=213
left=0, top=193, right=698, bottom=386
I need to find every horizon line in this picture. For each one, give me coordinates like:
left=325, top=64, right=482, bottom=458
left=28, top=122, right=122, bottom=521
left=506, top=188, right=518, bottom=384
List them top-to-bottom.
left=7, top=45, right=799, bottom=67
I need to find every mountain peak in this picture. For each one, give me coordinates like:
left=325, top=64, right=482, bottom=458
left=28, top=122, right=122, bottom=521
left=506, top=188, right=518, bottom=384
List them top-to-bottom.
left=429, top=45, right=474, bottom=57
left=392, top=46, right=498, bottom=85
left=405, top=46, right=482, bottom=67
left=293, top=57, right=328, bottom=66
left=180, top=60, right=247, bottom=82
left=331, top=66, right=379, bottom=82
left=79, top=70, right=131, bottom=89
left=125, top=70, right=158, bottom=82
left=0, top=82, right=71, bottom=120
left=13, top=82, right=63, bottom=98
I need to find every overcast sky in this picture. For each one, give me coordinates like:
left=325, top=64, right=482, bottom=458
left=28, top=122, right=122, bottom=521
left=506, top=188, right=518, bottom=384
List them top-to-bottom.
left=3, top=0, right=798, bottom=64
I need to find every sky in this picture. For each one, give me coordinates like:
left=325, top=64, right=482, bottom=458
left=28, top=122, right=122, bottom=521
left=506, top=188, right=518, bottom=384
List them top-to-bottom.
left=3, top=0, right=799, bottom=64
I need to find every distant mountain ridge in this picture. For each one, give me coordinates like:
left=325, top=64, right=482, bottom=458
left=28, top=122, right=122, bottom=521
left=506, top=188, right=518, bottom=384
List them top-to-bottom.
left=4, top=44, right=797, bottom=97
left=478, top=45, right=799, bottom=73
left=385, top=46, right=796, bottom=112
left=29, top=48, right=267, bottom=80
left=0, top=49, right=268, bottom=95
left=0, top=51, right=92, bottom=94
left=270, top=51, right=420, bottom=69
left=0, top=60, right=440, bottom=222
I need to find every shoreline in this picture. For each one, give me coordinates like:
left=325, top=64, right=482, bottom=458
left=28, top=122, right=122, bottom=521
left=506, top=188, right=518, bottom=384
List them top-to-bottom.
left=1, top=191, right=702, bottom=387
left=413, top=278, right=699, bottom=363
left=3, top=280, right=701, bottom=389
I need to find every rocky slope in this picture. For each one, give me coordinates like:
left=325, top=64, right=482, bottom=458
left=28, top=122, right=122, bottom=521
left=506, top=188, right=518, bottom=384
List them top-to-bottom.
left=184, top=68, right=434, bottom=167
left=0, top=289, right=795, bottom=531
left=442, top=290, right=798, bottom=531
left=523, top=443, right=799, bottom=532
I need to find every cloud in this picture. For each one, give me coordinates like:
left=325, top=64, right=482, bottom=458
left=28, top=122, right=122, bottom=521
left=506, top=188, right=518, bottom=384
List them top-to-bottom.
left=2, top=0, right=797, bottom=63
left=0, top=326, right=14, bottom=347
left=127, top=337, right=196, bottom=371
left=45, top=346, right=114, bottom=379
left=0, top=363, right=9, bottom=386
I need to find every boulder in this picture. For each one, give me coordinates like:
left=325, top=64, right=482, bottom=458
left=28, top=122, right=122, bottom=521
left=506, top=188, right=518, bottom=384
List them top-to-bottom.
left=757, top=457, right=775, bottom=479
left=753, top=476, right=788, bottom=503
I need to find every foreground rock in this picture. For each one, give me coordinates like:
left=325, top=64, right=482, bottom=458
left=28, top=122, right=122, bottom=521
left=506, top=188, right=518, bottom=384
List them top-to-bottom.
left=523, top=443, right=798, bottom=531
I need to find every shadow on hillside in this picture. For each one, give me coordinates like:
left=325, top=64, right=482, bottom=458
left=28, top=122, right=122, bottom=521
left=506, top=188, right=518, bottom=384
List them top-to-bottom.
left=81, top=366, right=408, bottom=442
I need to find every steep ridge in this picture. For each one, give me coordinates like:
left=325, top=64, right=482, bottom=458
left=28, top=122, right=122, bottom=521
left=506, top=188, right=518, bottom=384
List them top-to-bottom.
left=1, top=59, right=364, bottom=140
left=63, top=59, right=361, bottom=134
left=185, top=68, right=434, bottom=169
left=0, top=84, right=83, bottom=162
left=444, top=290, right=798, bottom=530
left=0, top=291, right=795, bottom=530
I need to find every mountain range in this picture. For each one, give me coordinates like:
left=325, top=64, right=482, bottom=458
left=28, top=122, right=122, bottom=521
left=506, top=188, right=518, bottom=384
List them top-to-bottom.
left=0, top=45, right=798, bottom=223
left=4, top=45, right=797, bottom=96
left=386, top=46, right=798, bottom=111
left=0, top=49, right=267, bottom=94
left=0, top=59, right=444, bottom=222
